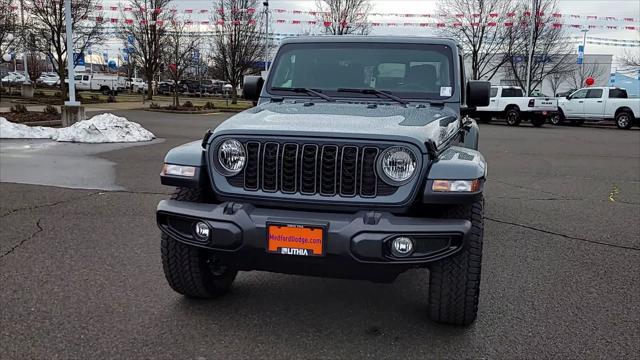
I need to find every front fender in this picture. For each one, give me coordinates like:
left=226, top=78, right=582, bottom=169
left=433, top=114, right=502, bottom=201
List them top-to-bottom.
left=161, top=141, right=208, bottom=189
left=422, top=146, right=487, bottom=205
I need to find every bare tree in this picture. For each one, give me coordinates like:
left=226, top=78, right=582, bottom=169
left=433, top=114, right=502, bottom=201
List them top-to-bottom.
left=0, top=0, right=18, bottom=60
left=27, top=0, right=105, bottom=100
left=119, top=0, right=173, bottom=100
left=211, top=0, right=265, bottom=104
left=314, top=0, right=372, bottom=35
left=437, top=0, right=514, bottom=80
left=503, top=0, right=574, bottom=94
left=164, top=18, right=199, bottom=107
left=619, top=50, right=640, bottom=70
left=567, top=62, right=606, bottom=89
left=545, top=70, right=570, bottom=96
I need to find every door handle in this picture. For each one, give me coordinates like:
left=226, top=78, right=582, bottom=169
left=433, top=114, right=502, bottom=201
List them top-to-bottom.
left=578, top=101, right=583, bottom=103
left=597, top=101, right=603, bottom=103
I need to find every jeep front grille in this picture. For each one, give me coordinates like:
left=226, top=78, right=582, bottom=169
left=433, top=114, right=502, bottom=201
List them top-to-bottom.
left=225, top=140, right=398, bottom=198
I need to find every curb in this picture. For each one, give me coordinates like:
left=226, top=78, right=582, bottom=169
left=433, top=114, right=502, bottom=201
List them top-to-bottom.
left=144, top=108, right=246, bottom=114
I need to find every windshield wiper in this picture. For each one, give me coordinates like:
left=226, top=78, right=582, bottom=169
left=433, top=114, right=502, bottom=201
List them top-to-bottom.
left=271, top=87, right=335, bottom=102
left=336, top=88, right=409, bottom=106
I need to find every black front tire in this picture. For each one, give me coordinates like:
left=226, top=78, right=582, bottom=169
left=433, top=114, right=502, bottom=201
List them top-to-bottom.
left=505, top=109, right=521, bottom=126
left=615, top=111, right=633, bottom=129
left=161, top=188, right=237, bottom=298
left=428, top=198, right=484, bottom=326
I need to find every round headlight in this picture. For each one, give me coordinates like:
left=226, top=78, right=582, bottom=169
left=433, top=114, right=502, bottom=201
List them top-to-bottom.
left=217, top=139, right=246, bottom=175
left=379, top=146, right=417, bottom=184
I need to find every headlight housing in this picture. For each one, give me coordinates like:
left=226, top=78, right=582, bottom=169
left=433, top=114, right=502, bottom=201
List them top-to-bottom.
left=217, top=139, right=246, bottom=175
left=378, top=146, right=417, bottom=185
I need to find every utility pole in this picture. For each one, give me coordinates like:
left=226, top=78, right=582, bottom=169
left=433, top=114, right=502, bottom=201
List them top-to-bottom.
left=61, top=0, right=85, bottom=127
left=524, top=0, right=536, bottom=96
left=263, top=1, right=269, bottom=71
left=581, top=29, right=588, bottom=74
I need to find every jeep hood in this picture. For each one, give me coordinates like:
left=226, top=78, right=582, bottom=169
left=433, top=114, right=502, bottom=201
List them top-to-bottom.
left=214, top=102, right=460, bottom=152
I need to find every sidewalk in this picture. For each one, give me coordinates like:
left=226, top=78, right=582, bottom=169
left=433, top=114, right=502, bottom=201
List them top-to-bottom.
left=0, top=99, right=171, bottom=113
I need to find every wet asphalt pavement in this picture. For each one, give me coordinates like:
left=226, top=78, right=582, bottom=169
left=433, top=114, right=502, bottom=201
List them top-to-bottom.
left=1, top=111, right=639, bottom=359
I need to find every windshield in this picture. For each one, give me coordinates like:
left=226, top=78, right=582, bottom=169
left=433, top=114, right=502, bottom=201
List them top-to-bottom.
left=267, top=42, right=454, bottom=100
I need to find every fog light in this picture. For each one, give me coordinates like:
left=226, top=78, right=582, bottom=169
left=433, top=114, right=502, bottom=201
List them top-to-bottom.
left=194, top=222, right=211, bottom=241
left=391, top=236, right=414, bottom=257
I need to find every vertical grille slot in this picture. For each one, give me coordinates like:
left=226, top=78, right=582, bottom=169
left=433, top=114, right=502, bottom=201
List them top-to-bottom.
left=243, top=142, right=261, bottom=190
left=261, top=142, right=279, bottom=192
left=280, top=144, right=299, bottom=193
left=300, top=145, right=318, bottom=194
left=320, top=145, right=338, bottom=196
left=339, top=146, right=359, bottom=196
left=360, top=147, right=379, bottom=197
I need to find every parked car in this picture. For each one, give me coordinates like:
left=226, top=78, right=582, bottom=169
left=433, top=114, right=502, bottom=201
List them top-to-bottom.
left=156, top=36, right=491, bottom=326
left=1, top=72, right=26, bottom=85
left=36, top=72, right=60, bottom=86
left=66, top=73, right=126, bottom=94
left=126, top=78, right=149, bottom=93
left=200, top=79, right=225, bottom=94
left=181, top=80, right=203, bottom=96
left=158, top=81, right=184, bottom=95
left=473, top=86, right=558, bottom=127
left=553, top=87, right=639, bottom=129
left=555, top=89, right=576, bottom=98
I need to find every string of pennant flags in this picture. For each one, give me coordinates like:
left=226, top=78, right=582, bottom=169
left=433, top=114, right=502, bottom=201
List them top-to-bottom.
left=7, top=4, right=640, bottom=23
left=48, top=16, right=640, bottom=31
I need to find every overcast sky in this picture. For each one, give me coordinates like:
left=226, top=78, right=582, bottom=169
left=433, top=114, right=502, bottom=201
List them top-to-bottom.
left=100, top=0, right=640, bottom=66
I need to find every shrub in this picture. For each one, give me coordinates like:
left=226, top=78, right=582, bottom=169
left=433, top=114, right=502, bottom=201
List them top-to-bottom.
left=34, top=90, right=46, bottom=97
left=54, top=92, right=61, bottom=98
left=90, top=95, right=100, bottom=101
left=107, top=95, right=116, bottom=103
left=183, top=100, right=194, bottom=108
left=203, top=101, right=216, bottom=110
left=149, top=102, right=160, bottom=109
left=10, top=104, right=28, bottom=114
left=43, top=105, right=59, bottom=115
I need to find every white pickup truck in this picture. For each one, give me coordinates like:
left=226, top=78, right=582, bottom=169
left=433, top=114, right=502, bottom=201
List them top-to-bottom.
left=68, top=74, right=126, bottom=95
left=473, top=86, right=558, bottom=127
left=553, top=87, right=639, bottom=129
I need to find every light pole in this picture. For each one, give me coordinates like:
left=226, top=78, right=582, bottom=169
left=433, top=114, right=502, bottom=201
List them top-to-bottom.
left=19, top=0, right=29, bottom=84
left=263, top=1, right=269, bottom=71
left=581, top=29, right=589, bottom=74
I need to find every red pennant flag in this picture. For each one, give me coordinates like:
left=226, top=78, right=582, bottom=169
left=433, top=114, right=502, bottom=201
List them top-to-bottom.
left=10, top=5, right=18, bottom=10
left=95, top=5, right=103, bottom=10
left=110, top=6, right=117, bottom=11
left=124, top=6, right=132, bottom=11
left=139, top=6, right=146, bottom=12
left=155, top=8, right=162, bottom=14
left=216, top=8, right=224, bottom=14
left=247, top=8, right=256, bottom=14
left=185, top=9, right=193, bottom=13
left=200, top=9, right=208, bottom=13
left=293, top=10, right=302, bottom=14
left=308, top=11, right=317, bottom=16
left=523, top=11, right=531, bottom=16
left=537, top=11, right=544, bottom=16
left=507, top=12, right=515, bottom=17
left=455, top=13, right=464, bottom=18
left=472, top=13, right=480, bottom=18
left=489, top=13, right=498, bottom=18
left=552, top=13, right=562, bottom=17
left=571, top=14, right=580, bottom=18
left=587, top=15, right=597, bottom=19
left=96, top=16, right=103, bottom=22
left=605, top=16, right=616, bottom=20
left=624, top=17, right=634, bottom=21
left=110, top=18, right=118, bottom=23
left=125, top=19, right=133, bottom=24
left=141, top=19, right=147, bottom=25
left=216, top=19, right=225, bottom=25
left=247, top=19, right=256, bottom=25
left=276, top=19, right=286, bottom=24
left=156, top=20, right=164, bottom=26
left=232, top=20, right=240, bottom=25
left=291, top=20, right=301, bottom=24
left=306, top=20, right=317, bottom=25
left=201, top=21, right=209, bottom=25
left=323, top=21, right=332, bottom=27
left=371, top=22, right=381, bottom=26
left=453, top=22, right=462, bottom=27
left=471, top=22, right=480, bottom=26
left=487, top=22, right=497, bottom=27
left=504, top=22, right=514, bottom=27
left=419, top=23, right=429, bottom=27
left=436, top=23, right=445, bottom=28
left=552, top=23, right=562, bottom=28
left=571, top=24, right=581, bottom=28
left=607, top=26, right=617, bottom=29
left=625, top=26, right=636, bottom=30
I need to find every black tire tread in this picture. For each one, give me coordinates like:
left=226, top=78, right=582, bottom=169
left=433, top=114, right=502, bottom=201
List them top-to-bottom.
left=160, top=187, right=236, bottom=298
left=428, top=199, right=483, bottom=326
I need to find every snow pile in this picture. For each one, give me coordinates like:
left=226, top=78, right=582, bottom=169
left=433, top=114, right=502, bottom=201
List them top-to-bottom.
left=55, top=113, right=155, bottom=143
left=0, top=114, right=155, bottom=143
left=0, top=118, right=58, bottom=139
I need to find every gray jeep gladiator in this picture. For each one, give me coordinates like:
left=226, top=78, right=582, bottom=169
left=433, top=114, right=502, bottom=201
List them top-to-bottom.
left=157, top=36, right=490, bottom=326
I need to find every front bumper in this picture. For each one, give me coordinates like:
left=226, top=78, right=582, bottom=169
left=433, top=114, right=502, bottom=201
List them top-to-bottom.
left=157, top=200, right=472, bottom=281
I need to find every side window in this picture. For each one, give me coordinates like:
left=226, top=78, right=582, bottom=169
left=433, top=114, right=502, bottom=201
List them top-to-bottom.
left=74, top=75, right=82, bottom=81
left=83, top=75, right=90, bottom=81
left=490, top=88, right=498, bottom=98
left=502, top=88, right=523, bottom=97
left=571, top=89, right=588, bottom=99
left=586, top=89, right=603, bottom=98
left=609, top=89, right=628, bottom=98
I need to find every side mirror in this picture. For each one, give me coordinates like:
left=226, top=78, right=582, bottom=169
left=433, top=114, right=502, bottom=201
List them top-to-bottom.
left=243, top=75, right=264, bottom=101
left=466, top=80, right=491, bottom=107
left=565, top=95, right=571, bottom=100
